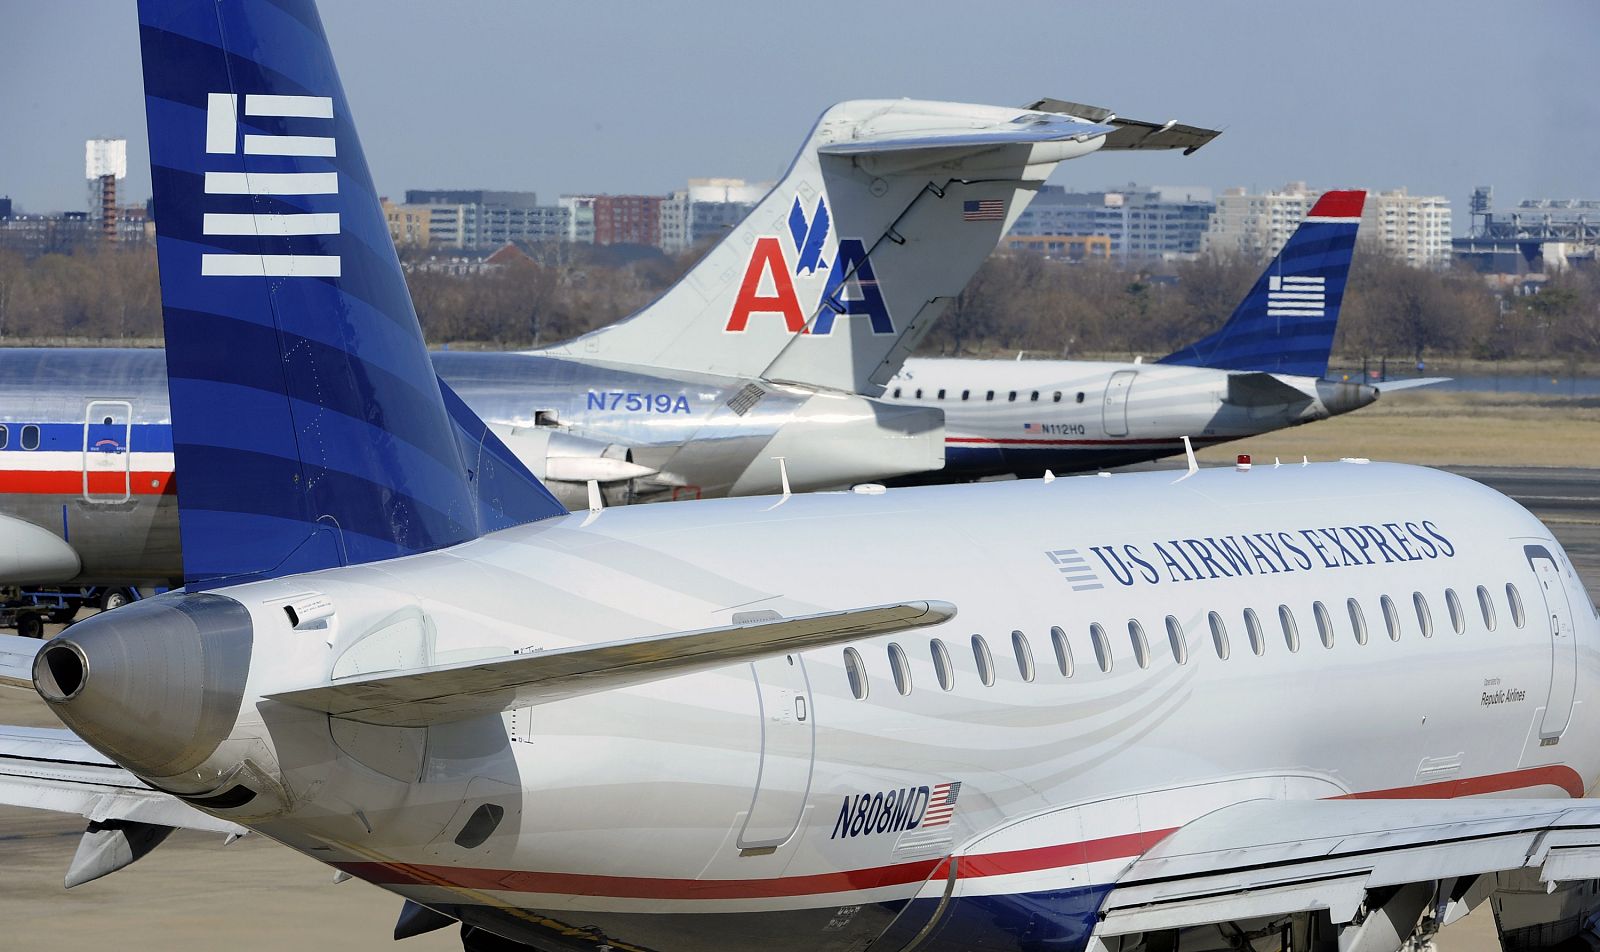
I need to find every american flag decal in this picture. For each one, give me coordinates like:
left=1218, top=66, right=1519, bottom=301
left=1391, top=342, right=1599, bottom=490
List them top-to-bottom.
left=963, top=199, right=1005, bottom=222
left=1266, top=275, right=1325, bottom=318
left=1047, top=548, right=1104, bottom=591
left=922, top=781, right=962, bottom=828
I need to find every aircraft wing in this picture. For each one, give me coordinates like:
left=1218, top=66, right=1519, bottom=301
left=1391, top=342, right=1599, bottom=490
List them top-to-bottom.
left=1024, top=98, right=1221, bottom=154
left=267, top=599, right=956, bottom=727
left=0, top=632, right=39, bottom=689
left=3, top=634, right=243, bottom=885
left=0, top=723, right=246, bottom=886
left=0, top=724, right=243, bottom=836
left=1093, top=797, right=1600, bottom=942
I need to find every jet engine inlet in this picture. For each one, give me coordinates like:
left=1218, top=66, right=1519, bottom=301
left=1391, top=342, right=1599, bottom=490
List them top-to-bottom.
left=32, top=593, right=254, bottom=783
left=36, top=641, right=87, bottom=701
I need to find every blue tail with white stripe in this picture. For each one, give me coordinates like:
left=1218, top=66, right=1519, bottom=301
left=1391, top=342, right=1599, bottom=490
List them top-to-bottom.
left=138, top=0, right=565, bottom=591
left=1159, top=190, right=1365, bottom=378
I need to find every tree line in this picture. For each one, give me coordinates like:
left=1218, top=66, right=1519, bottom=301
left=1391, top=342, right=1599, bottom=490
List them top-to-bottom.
left=1, top=241, right=1596, bottom=363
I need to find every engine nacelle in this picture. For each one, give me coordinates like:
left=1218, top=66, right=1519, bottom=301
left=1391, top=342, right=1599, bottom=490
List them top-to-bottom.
left=729, top=389, right=944, bottom=495
left=489, top=425, right=657, bottom=508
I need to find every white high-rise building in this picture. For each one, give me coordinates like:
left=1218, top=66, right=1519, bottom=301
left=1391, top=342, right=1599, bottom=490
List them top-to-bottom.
left=659, top=178, right=770, bottom=253
left=1204, top=182, right=1453, bottom=269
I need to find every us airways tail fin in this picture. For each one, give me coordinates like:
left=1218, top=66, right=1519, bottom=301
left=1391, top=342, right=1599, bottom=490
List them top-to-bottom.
left=138, top=0, right=566, bottom=591
left=545, top=100, right=1218, bottom=395
left=1159, top=190, right=1365, bottom=378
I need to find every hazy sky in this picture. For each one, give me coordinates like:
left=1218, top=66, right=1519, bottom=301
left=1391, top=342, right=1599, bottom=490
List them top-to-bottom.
left=4, top=1, right=1597, bottom=231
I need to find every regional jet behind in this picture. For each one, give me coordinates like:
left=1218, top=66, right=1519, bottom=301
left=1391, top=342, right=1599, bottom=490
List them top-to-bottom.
left=5, top=6, right=1600, bottom=952
left=0, top=79, right=1216, bottom=592
left=885, top=191, right=1444, bottom=478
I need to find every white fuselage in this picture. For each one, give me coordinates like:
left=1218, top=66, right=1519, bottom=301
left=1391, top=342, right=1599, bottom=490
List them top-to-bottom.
left=885, top=357, right=1375, bottom=479
left=147, top=463, right=1598, bottom=952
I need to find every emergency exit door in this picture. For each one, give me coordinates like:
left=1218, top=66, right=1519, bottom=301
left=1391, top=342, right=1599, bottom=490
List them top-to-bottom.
left=1103, top=371, right=1137, bottom=437
left=82, top=400, right=132, bottom=504
left=1528, top=544, right=1577, bottom=738
left=738, top=653, right=814, bottom=850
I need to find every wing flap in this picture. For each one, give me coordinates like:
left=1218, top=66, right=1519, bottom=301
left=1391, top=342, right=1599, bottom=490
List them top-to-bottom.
left=266, top=599, right=956, bottom=727
left=1096, top=799, right=1600, bottom=938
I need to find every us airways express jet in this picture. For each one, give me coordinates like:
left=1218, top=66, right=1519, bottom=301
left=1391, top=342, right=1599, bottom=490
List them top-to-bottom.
left=3, top=5, right=1600, bottom=952
left=0, top=85, right=1215, bottom=594
left=884, top=191, right=1444, bottom=478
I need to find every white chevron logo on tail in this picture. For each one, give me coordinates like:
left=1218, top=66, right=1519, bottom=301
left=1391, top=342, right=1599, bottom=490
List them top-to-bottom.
left=200, top=92, right=341, bottom=278
left=1266, top=275, right=1325, bottom=318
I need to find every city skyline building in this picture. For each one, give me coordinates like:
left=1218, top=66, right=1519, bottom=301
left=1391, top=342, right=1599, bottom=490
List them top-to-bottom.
left=659, top=178, right=770, bottom=253
left=1204, top=182, right=1453, bottom=269
left=1005, top=184, right=1215, bottom=262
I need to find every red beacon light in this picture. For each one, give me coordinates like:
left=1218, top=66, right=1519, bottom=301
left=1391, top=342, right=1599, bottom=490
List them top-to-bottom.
left=1236, top=454, right=1252, bottom=472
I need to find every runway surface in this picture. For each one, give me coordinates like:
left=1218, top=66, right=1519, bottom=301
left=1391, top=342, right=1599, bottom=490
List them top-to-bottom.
left=0, top=465, right=1595, bottom=950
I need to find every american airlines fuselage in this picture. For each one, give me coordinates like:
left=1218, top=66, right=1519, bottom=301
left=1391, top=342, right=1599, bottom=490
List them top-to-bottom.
left=0, top=348, right=939, bottom=584
left=886, top=357, right=1377, bottom=478
left=43, top=464, right=1599, bottom=952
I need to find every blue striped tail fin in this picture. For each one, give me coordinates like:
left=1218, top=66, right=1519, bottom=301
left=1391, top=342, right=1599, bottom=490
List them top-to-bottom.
left=138, top=0, right=566, bottom=590
left=1159, top=190, right=1365, bottom=378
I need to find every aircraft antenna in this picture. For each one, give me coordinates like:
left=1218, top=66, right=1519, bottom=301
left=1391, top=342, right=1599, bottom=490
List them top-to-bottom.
left=1174, top=436, right=1199, bottom=483
left=774, top=457, right=792, bottom=499
left=1043, top=469, right=1056, bottom=483
left=586, top=479, right=603, bottom=512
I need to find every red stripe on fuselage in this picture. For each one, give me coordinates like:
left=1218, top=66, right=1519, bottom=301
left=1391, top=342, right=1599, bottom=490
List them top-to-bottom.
left=946, top=436, right=1229, bottom=447
left=0, top=471, right=174, bottom=496
left=1337, top=764, right=1585, bottom=800
left=333, top=765, right=1586, bottom=901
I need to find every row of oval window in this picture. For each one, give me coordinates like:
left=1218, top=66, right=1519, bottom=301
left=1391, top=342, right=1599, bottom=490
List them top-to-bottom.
left=891, top=386, right=1087, bottom=405
left=0, top=424, right=42, bottom=450
left=840, top=583, right=1528, bottom=700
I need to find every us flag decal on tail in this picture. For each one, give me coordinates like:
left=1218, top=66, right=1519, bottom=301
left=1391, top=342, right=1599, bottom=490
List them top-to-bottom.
left=963, top=199, right=1005, bottom=221
left=1266, top=275, right=1325, bottom=318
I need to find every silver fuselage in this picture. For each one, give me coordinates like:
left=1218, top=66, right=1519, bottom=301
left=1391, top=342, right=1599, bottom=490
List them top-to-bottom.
left=0, top=348, right=941, bottom=584
left=887, top=357, right=1377, bottom=478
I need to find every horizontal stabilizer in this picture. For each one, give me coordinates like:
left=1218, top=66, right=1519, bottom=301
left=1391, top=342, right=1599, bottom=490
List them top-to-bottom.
left=1025, top=99, right=1221, bottom=154
left=817, top=115, right=1116, bottom=156
left=1225, top=372, right=1314, bottom=407
left=1376, top=376, right=1451, bottom=392
left=267, top=599, right=956, bottom=727
left=1097, top=797, right=1600, bottom=938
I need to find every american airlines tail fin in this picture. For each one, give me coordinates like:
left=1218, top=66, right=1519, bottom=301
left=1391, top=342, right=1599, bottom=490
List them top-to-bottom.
left=138, top=0, right=565, bottom=591
left=545, top=100, right=1218, bottom=395
left=1159, top=190, right=1365, bottom=378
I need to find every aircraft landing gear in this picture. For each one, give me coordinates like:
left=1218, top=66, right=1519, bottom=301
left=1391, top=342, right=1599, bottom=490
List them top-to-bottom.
left=15, top=612, right=44, bottom=639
